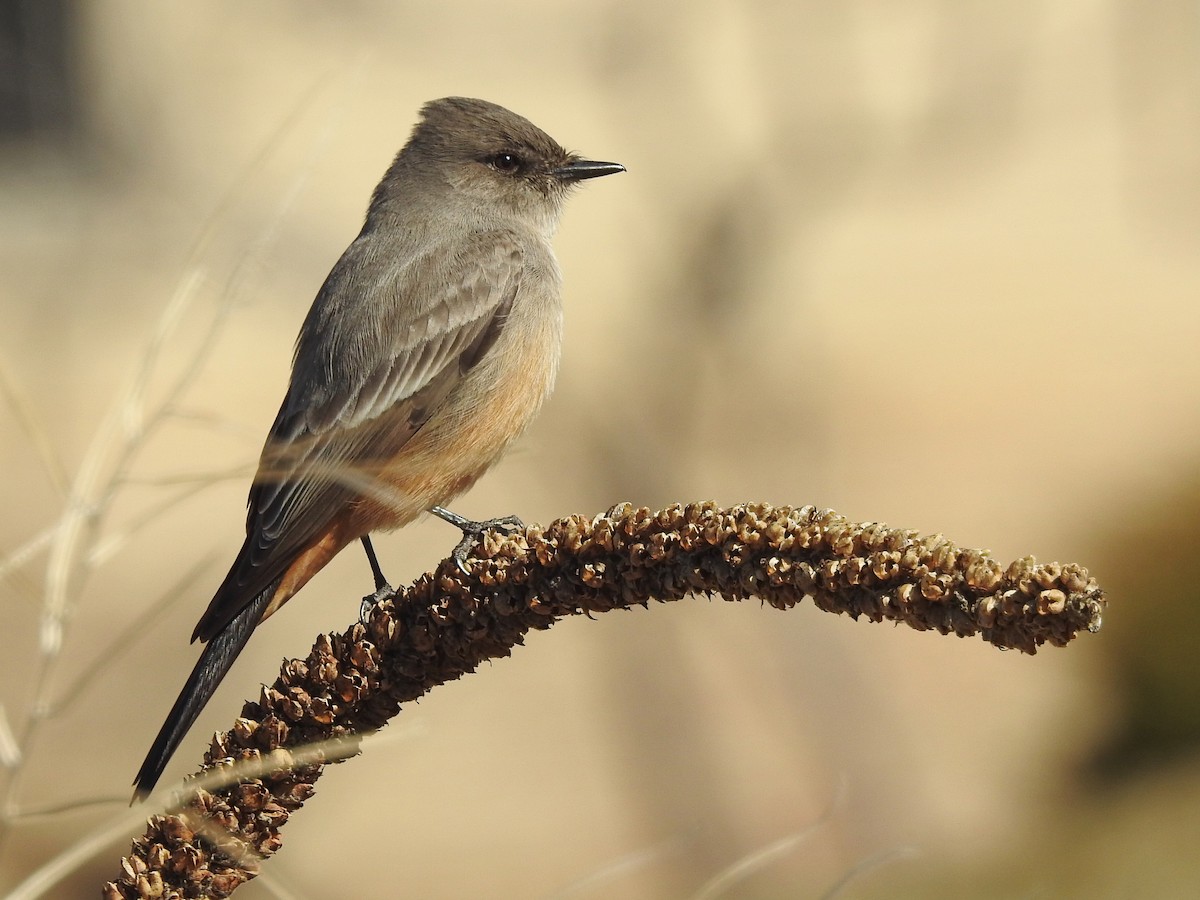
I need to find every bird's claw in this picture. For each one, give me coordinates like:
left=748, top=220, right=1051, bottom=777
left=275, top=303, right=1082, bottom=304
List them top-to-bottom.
left=447, top=514, right=525, bottom=573
left=359, top=582, right=395, bottom=625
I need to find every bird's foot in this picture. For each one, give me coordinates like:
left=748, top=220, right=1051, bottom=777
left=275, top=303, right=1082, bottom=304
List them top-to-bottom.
left=430, top=506, right=525, bottom=573
left=359, top=582, right=396, bottom=625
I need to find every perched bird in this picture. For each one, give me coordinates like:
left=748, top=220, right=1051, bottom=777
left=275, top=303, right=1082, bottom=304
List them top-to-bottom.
left=132, top=97, right=624, bottom=799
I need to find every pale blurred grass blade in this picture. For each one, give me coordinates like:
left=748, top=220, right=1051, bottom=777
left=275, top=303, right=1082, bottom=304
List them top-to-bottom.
left=40, top=66, right=347, bottom=647
left=0, top=353, right=70, bottom=498
left=86, top=471, right=250, bottom=569
left=0, top=527, right=55, bottom=586
left=50, top=555, right=218, bottom=718
left=0, top=704, right=20, bottom=768
left=691, top=778, right=847, bottom=900
left=689, top=826, right=827, bottom=900
left=547, top=835, right=690, bottom=899
left=818, top=846, right=919, bottom=899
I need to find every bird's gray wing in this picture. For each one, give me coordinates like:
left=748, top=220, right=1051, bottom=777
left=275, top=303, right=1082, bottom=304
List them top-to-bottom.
left=192, top=230, right=523, bottom=641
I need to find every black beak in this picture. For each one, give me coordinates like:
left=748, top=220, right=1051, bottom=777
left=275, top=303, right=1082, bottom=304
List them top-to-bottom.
left=552, top=159, right=626, bottom=182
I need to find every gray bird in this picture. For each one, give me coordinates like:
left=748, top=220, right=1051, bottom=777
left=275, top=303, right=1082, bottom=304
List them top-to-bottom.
left=133, top=97, right=623, bottom=799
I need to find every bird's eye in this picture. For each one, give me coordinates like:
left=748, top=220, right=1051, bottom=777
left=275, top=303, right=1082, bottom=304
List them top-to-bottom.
left=488, top=153, right=522, bottom=174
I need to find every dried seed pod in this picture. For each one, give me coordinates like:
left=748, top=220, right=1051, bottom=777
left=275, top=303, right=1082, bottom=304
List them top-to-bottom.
left=109, top=502, right=1104, bottom=898
left=1038, top=589, right=1067, bottom=614
left=135, top=870, right=163, bottom=899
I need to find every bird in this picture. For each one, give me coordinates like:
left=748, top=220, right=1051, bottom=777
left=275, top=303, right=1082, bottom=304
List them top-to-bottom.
left=132, top=97, right=624, bottom=799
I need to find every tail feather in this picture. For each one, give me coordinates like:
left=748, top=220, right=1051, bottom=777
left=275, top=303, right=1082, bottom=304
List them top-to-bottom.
left=131, top=583, right=277, bottom=801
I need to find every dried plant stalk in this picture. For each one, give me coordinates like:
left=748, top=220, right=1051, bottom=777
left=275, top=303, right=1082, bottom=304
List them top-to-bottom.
left=104, top=501, right=1105, bottom=899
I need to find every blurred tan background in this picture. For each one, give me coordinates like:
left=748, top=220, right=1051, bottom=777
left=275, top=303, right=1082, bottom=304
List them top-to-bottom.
left=1, top=1, right=1198, bottom=897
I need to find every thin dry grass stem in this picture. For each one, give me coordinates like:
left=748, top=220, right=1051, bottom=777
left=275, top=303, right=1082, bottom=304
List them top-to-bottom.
left=35, top=70, right=344, bottom=647
left=0, top=75, right=346, bottom=855
left=1, top=257, right=236, bottom=836
left=0, top=354, right=70, bottom=497
left=111, top=464, right=256, bottom=491
left=87, top=478, right=247, bottom=569
left=105, top=501, right=1104, bottom=899
left=0, top=528, right=56, bottom=585
left=0, top=543, right=45, bottom=611
left=50, top=557, right=219, bottom=719
left=0, top=706, right=18, bottom=768
left=6, top=735, right=361, bottom=900
left=690, top=778, right=846, bottom=900
left=690, top=823, right=829, bottom=900
left=547, top=835, right=690, bottom=899
left=817, top=846, right=920, bottom=900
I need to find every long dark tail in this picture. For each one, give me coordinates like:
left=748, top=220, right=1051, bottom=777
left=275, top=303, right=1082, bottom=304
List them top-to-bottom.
left=131, top=583, right=277, bottom=801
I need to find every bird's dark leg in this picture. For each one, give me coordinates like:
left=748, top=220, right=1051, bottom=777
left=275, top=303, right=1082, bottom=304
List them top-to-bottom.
left=430, top=505, right=525, bottom=573
left=358, top=535, right=395, bottom=623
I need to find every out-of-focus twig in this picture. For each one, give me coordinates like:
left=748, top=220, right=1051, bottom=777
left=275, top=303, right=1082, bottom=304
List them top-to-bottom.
left=104, top=501, right=1105, bottom=899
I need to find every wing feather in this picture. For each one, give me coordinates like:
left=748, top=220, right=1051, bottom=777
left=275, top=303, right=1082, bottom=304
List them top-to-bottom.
left=192, top=230, right=523, bottom=641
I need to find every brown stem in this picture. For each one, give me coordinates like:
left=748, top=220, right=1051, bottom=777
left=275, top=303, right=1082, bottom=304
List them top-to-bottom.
left=104, top=501, right=1105, bottom=899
